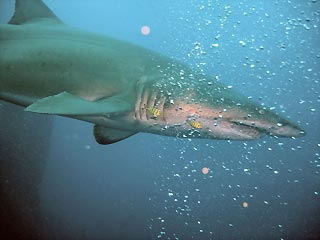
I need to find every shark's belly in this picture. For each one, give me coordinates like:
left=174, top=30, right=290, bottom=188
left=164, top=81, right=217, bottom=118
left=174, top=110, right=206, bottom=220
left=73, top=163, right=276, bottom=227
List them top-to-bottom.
left=0, top=38, right=134, bottom=106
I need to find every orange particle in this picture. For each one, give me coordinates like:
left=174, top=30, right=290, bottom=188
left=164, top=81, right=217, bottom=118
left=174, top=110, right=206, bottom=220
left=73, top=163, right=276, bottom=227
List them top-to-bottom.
left=141, top=26, right=150, bottom=35
left=202, top=167, right=209, bottom=175
left=242, top=202, right=248, bottom=208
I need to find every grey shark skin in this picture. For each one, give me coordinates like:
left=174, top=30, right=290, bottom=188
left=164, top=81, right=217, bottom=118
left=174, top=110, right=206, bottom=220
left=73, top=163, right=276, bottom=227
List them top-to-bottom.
left=0, top=0, right=305, bottom=144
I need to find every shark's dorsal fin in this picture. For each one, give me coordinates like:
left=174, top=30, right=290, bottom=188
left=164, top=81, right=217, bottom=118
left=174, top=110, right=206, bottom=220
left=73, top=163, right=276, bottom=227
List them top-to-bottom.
left=9, top=0, right=62, bottom=25
left=93, top=125, right=137, bottom=145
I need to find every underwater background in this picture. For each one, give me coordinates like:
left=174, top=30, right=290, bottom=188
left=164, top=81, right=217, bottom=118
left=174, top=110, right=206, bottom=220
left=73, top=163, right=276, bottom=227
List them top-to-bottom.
left=0, top=0, right=319, bottom=239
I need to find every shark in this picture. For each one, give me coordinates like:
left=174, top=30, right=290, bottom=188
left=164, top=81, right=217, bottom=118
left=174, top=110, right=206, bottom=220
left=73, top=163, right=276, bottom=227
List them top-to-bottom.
left=0, top=0, right=305, bottom=144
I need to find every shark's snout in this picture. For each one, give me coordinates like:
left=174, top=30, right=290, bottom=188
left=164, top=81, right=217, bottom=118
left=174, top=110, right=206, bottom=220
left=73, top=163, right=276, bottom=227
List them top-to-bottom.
left=266, top=122, right=306, bottom=138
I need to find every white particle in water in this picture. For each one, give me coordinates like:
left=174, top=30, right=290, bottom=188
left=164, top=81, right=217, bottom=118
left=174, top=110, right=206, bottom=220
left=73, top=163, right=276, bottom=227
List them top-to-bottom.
left=303, top=24, right=310, bottom=30
left=239, top=40, right=246, bottom=46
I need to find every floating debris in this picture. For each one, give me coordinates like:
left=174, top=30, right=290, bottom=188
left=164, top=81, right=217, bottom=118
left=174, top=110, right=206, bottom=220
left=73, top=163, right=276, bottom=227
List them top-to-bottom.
left=141, top=26, right=150, bottom=35
left=202, top=167, right=209, bottom=174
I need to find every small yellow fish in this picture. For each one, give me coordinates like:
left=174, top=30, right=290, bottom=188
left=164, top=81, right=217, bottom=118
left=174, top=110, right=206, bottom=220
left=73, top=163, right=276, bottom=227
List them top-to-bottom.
left=146, top=107, right=161, bottom=117
left=188, top=121, right=202, bottom=129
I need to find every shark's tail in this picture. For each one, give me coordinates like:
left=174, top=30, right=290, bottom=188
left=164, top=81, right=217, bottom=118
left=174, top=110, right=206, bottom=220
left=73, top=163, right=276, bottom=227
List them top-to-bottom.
left=9, top=0, right=61, bottom=25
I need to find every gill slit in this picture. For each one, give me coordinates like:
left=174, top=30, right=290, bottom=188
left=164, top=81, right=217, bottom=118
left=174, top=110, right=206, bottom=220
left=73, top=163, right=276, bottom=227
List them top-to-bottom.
left=134, top=83, right=166, bottom=123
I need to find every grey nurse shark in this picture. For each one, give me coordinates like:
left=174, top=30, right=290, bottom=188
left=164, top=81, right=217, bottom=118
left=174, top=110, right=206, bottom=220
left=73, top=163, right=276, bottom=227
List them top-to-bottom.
left=0, top=0, right=305, bottom=144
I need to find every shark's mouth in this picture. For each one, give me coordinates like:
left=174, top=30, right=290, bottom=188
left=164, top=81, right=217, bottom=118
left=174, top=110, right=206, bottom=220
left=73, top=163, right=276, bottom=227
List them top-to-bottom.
left=209, top=119, right=261, bottom=140
left=229, top=121, right=262, bottom=139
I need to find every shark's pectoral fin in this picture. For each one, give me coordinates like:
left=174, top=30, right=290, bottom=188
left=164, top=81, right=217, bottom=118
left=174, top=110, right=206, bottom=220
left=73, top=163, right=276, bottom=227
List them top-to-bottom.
left=9, top=0, right=62, bottom=25
left=25, top=92, right=130, bottom=115
left=93, top=125, right=137, bottom=145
